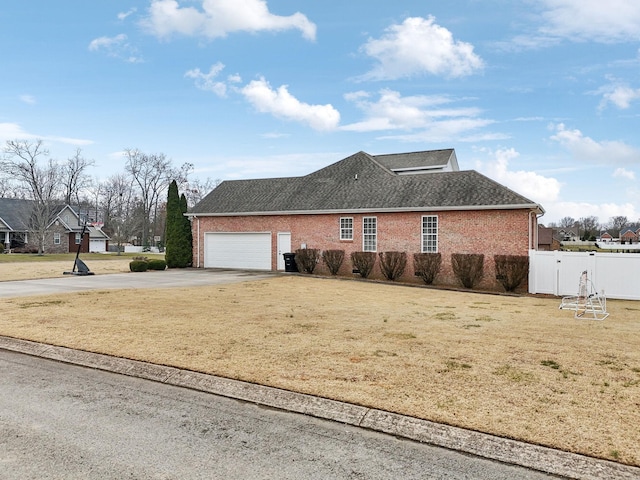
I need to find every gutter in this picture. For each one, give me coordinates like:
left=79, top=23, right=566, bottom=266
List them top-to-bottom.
left=186, top=203, right=544, bottom=218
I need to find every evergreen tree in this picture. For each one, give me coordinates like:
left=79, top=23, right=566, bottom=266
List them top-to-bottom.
left=164, top=180, right=182, bottom=268
left=178, top=193, right=193, bottom=267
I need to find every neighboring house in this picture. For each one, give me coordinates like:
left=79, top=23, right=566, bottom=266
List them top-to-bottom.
left=189, top=149, right=544, bottom=289
left=0, top=198, right=32, bottom=251
left=0, top=199, right=109, bottom=253
left=538, top=226, right=561, bottom=251
left=558, top=228, right=579, bottom=242
left=620, top=228, right=639, bottom=244
left=598, top=231, right=614, bottom=243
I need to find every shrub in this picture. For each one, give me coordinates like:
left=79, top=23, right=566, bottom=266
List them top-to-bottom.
left=295, top=248, right=320, bottom=274
left=322, top=249, right=345, bottom=275
left=351, top=251, right=377, bottom=278
left=378, top=251, right=407, bottom=281
left=413, top=252, right=442, bottom=285
left=451, top=253, right=484, bottom=289
left=494, top=255, right=529, bottom=292
left=147, top=259, right=167, bottom=271
left=129, top=260, right=149, bottom=272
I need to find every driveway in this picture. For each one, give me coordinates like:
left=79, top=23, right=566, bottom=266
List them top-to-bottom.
left=0, top=268, right=275, bottom=298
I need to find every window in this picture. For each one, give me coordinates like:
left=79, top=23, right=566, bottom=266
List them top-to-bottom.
left=422, top=215, right=438, bottom=252
left=340, top=217, right=353, bottom=240
left=363, top=217, right=377, bottom=252
left=53, top=233, right=61, bottom=245
left=75, top=233, right=82, bottom=245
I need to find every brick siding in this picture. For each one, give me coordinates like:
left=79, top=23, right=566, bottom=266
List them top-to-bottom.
left=192, top=208, right=536, bottom=291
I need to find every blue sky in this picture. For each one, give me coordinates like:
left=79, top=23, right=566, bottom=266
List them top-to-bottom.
left=1, top=1, right=640, bottom=225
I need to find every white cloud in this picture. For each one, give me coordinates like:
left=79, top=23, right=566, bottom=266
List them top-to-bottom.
left=142, top=0, right=316, bottom=41
left=539, top=0, right=640, bottom=43
left=118, top=8, right=137, bottom=21
left=360, top=16, right=483, bottom=80
left=88, top=34, right=143, bottom=63
left=185, top=62, right=228, bottom=97
left=240, top=77, right=340, bottom=131
left=599, top=83, right=640, bottom=109
left=341, top=89, right=500, bottom=142
left=19, top=95, right=36, bottom=105
left=0, top=122, right=92, bottom=147
left=550, top=123, right=640, bottom=164
left=476, top=148, right=561, bottom=206
left=613, top=167, right=636, bottom=180
left=542, top=201, right=638, bottom=226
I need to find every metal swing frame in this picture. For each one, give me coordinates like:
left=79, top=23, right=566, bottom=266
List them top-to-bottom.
left=559, top=270, right=609, bottom=320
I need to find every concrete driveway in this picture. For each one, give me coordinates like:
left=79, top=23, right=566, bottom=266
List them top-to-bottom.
left=0, top=269, right=275, bottom=298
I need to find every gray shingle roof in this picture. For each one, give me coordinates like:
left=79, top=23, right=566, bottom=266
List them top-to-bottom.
left=191, top=151, right=542, bottom=215
left=0, top=198, right=33, bottom=231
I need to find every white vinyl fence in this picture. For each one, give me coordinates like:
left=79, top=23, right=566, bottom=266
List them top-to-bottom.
left=528, top=250, right=640, bottom=300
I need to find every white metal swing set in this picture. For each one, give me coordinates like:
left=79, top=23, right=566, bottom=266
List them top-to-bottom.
left=559, top=270, right=609, bottom=320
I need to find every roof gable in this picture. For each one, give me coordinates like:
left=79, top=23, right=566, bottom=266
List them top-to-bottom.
left=373, top=149, right=459, bottom=174
left=0, top=198, right=33, bottom=231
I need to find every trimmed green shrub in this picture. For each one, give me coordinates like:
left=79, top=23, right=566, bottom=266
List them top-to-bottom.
left=165, top=180, right=193, bottom=268
left=295, top=248, right=320, bottom=274
left=322, top=249, right=345, bottom=275
left=351, top=251, right=376, bottom=278
left=378, top=251, right=407, bottom=281
left=413, top=252, right=442, bottom=285
left=451, top=253, right=484, bottom=289
left=494, top=255, right=529, bottom=292
left=147, top=259, right=167, bottom=271
left=129, top=260, right=149, bottom=272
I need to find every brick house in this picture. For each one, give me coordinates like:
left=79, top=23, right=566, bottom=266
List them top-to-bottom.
left=188, top=149, right=544, bottom=289
left=620, top=228, right=639, bottom=244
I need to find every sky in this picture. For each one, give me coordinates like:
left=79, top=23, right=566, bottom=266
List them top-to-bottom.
left=1, top=0, right=640, bottom=226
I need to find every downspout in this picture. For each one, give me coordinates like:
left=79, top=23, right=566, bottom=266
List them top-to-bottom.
left=195, top=216, right=201, bottom=268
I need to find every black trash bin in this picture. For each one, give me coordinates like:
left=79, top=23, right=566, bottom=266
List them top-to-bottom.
left=283, top=252, right=298, bottom=272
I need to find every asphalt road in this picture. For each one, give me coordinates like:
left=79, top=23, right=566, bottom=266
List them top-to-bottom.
left=0, top=350, right=556, bottom=480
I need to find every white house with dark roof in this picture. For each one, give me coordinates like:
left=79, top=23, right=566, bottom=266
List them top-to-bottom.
left=188, top=149, right=544, bottom=290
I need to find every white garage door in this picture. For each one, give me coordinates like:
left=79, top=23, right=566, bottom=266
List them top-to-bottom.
left=204, top=232, right=272, bottom=270
left=89, top=239, right=106, bottom=252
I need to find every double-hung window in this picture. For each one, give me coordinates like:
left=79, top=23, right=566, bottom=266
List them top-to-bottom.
left=422, top=215, right=438, bottom=252
left=340, top=217, right=353, bottom=240
left=363, top=217, right=377, bottom=252
left=75, top=232, right=82, bottom=245
left=53, top=233, right=61, bottom=245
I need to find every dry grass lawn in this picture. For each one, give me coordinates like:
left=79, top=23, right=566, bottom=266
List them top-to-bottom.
left=0, top=257, right=133, bottom=281
left=0, top=265, right=639, bottom=466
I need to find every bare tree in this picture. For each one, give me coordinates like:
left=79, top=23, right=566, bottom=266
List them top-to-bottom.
left=1, top=139, right=62, bottom=254
left=63, top=148, right=95, bottom=206
left=124, top=149, right=177, bottom=247
left=98, top=173, right=137, bottom=254
left=183, top=176, right=220, bottom=207
left=558, top=216, right=576, bottom=229
left=578, top=216, right=600, bottom=241
left=608, top=216, right=628, bottom=238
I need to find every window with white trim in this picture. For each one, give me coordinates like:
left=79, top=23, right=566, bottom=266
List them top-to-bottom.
left=422, top=215, right=438, bottom=252
left=340, top=217, right=353, bottom=240
left=363, top=217, right=377, bottom=252
left=75, top=232, right=82, bottom=245
left=53, top=233, right=61, bottom=245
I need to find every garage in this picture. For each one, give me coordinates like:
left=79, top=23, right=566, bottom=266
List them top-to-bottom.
left=204, top=232, right=272, bottom=270
left=89, top=239, right=107, bottom=253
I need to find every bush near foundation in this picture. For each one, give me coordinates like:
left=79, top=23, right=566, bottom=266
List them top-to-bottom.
left=295, top=248, right=320, bottom=274
left=322, top=249, right=345, bottom=275
left=351, top=251, right=377, bottom=278
left=378, top=251, right=407, bottom=281
left=413, top=252, right=442, bottom=285
left=451, top=253, right=484, bottom=289
left=494, top=255, right=529, bottom=292
left=147, top=259, right=167, bottom=271
left=129, top=260, right=149, bottom=272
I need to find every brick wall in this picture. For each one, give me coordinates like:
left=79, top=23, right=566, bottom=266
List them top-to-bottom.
left=192, top=208, right=536, bottom=291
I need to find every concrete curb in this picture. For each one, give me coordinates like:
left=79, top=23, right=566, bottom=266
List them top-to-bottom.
left=1, top=335, right=638, bottom=480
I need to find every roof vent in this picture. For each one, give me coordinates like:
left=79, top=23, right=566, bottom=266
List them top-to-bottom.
left=354, top=174, right=358, bottom=181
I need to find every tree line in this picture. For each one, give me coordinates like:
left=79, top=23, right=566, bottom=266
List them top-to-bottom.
left=0, top=139, right=218, bottom=253
left=545, top=215, right=640, bottom=241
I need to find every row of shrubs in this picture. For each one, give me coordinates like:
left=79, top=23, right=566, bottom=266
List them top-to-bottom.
left=294, top=248, right=529, bottom=292
left=129, top=257, right=167, bottom=272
